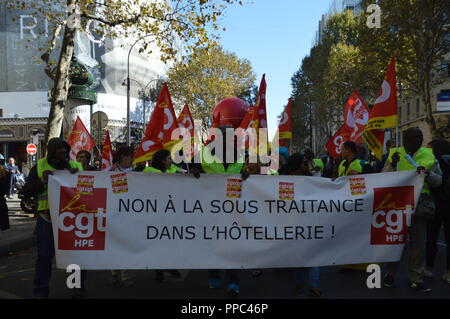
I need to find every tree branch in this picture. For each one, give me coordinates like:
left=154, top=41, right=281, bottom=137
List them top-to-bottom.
left=80, top=12, right=143, bottom=27
left=40, top=21, right=65, bottom=81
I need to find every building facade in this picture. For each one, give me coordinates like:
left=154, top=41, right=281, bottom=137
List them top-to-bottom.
left=0, top=1, right=172, bottom=170
left=397, top=54, right=450, bottom=144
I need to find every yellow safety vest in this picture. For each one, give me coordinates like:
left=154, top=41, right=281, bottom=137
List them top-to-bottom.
left=200, top=146, right=244, bottom=174
left=388, top=147, right=435, bottom=194
left=37, top=158, right=83, bottom=211
left=309, top=158, right=324, bottom=174
left=338, top=159, right=363, bottom=177
left=143, top=166, right=176, bottom=174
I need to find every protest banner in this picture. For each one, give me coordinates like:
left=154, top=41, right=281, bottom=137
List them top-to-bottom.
left=49, top=171, right=423, bottom=270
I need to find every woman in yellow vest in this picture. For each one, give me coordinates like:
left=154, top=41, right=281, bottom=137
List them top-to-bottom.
left=338, top=141, right=363, bottom=177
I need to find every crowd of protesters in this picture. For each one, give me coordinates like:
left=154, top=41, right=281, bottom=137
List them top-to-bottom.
left=3, top=125, right=446, bottom=298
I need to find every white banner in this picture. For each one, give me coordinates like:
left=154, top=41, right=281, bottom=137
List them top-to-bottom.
left=48, top=171, right=423, bottom=270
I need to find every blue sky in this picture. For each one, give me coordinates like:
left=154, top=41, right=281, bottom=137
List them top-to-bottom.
left=218, top=0, right=331, bottom=138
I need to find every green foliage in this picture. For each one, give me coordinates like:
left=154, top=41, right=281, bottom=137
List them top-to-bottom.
left=167, top=46, right=256, bottom=129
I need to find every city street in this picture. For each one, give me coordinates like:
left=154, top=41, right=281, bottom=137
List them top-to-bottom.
left=1, top=199, right=449, bottom=299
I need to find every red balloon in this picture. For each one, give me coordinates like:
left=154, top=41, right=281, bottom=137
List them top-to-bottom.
left=212, top=97, right=249, bottom=129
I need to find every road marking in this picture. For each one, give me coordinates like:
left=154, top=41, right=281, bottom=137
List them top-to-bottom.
left=438, top=242, right=447, bottom=247
left=0, top=290, right=23, bottom=299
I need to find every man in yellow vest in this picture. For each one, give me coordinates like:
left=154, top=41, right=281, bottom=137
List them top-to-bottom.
left=191, top=126, right=244, bottom=297
left=382, top=127, right=442, bottom=292
left=22, top=138, right=83, bottom=298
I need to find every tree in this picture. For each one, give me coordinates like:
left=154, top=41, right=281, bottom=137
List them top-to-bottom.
left=7, top=0, right=245, bottom=149
left=358, top=0, right=450, bottom=137
left=290, top=11, right=364, bottom=152
left=166, top=46, right=256, bottom=129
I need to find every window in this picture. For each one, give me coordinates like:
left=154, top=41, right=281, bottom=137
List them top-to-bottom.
left=416, top=99, right=420, bottom=116
left=407, top=102, right=411, bottom=121
left=0, top=108, right=3, bottom=118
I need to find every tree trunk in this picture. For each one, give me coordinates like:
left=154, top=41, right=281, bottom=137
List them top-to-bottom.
left=42, top=0, right=77, bottom=154
left=422, top=77, right=441, bottom=139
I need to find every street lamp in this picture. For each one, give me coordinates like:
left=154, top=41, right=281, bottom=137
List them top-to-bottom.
left=126, top=34, right=155, bottom=146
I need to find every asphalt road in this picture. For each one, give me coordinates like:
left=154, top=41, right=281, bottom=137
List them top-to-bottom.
left=0, top=244, right=449, bottom=299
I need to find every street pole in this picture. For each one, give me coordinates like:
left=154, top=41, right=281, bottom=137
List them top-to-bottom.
left=126, top=34, right=154, bottom=146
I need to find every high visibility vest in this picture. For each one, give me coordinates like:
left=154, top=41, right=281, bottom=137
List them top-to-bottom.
left=200, top=146, right=244, bottom=174
left=388, top=147, right=435, bottom=194
left=37, top=158, right=83, bottom=211
left=309, top=158, right=324, bottom=174
left=338, top=158, right=363, bottom=177
left=143, top=166, right=176, bottom=174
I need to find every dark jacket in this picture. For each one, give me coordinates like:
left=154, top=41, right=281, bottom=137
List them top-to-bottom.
left=22, top=138, right=72, bottom=198
left=431, top=154, right=450, bottom=205
left=0, top=167, right=11, bottom=230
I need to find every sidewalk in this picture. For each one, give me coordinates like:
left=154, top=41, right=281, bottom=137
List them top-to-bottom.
left=0, top=195, right=36, bottom=258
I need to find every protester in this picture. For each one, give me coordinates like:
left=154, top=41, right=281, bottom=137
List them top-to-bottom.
left=191, top=126, right=244, bottom=297
left=382, top=127, right=442, bottom=292
left=21, top=138, right=83, bottom=298
left=377, top=139, right=396, bottom=172
left=425, top=139, right=450, bottom=284
left=338, top=141, right=363, bottom=177
left=110, top=146, right=135, bottom=287
left=278, top=147, right=291, bottom=175
left=143, top=149, right=182, bottom=281
left=304, top=149, right=324, bottom=177
left=76, top=150, right=98, bottom=171
left=286, top=153, right=323, bottom=297
left=323, top=153, right=335, bottom=178
left=5, top=157, right=20, bottom=198
left=0, top=165, right=11, bottom=234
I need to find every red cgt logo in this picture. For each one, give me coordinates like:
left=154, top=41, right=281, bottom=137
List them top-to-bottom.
left=58, top=186, right=107, bottom=250
left=371, top=186, right=415, bottom=245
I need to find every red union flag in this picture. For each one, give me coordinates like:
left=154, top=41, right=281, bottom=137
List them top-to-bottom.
left=363, top=57, right=397, bottom=160
left=365, top=57, right=398, bottom=131
left=253, top=74, right=268, bottom=130
left=134, top=83, right=179, bottom=163
left=344, top=92, right=369, bottom=144
left=278, top=98, right=293, bottom=140
left=177, top=104, right=197, bottom=158
left=177, top=104, right=195, bottom=136
left=67, top=116, right=95, bottom=161
left=326, top=125, right=352, bottom=158
left=101, top=130, right=113, bottom=171
left=58, top=186, right=107, bottom=250
left=371, top=186, right=414, bottom=245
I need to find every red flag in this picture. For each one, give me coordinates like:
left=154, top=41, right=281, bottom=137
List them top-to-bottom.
left=365, top=56, right=398, bottom=130
left=363, top=57, right=397, bottom=160
left=255, top=74, right=268, bottom=130
left=134, top=83, right=179, bottom=163
left=344, top=92, right=370, bottom=144
left=278, top=98, right=293, bottom=140
left=177, top=104, right=197, bottom=158
left=177, top=104, right=195, bottom=137
left=236, top=106, right=258, bottom=150
left=239, top=106, right=258, bottom=130
left=68, top=116, right=95, bottom=162
left=326, top=125, right=352, bottom=159
left=101, top=130, right=113, bottom=171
